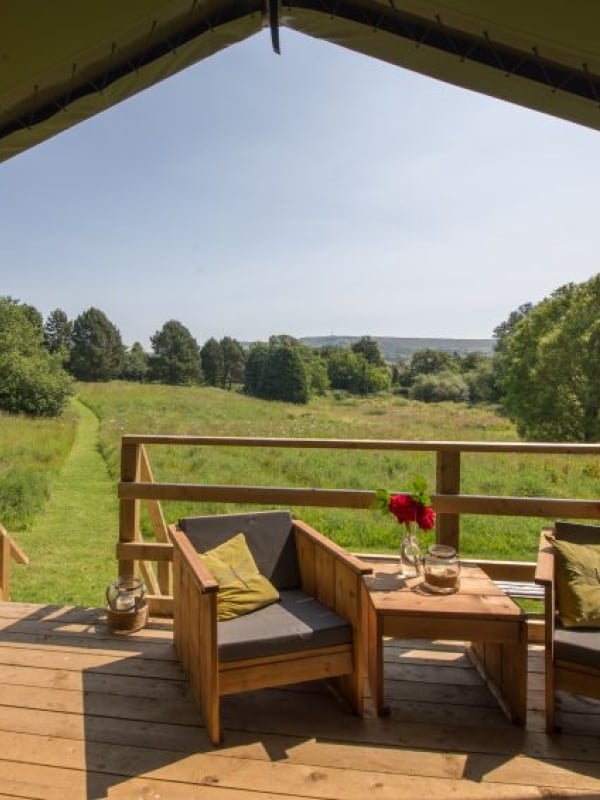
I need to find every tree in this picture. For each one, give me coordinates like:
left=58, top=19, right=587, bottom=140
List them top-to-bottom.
left=498, top=277, right=600, bottom=441
left=0, top=297, right=73, bottom=416
left=493, top=302, right=534, bottom=353
left=69, top=307, right=125, bottom=381
left=44, top=308, right=72, bottom=361
left=148, top=320, right=202, bottom=385
left=220, top=336, right=246, bottom=389
left=351, top=336, right=386, bottom=367
left=201, top=337, right=224, bottom=387
left=244, top=341, right=309, bottom=403
left=122, top=342, right=149, bottom=382
left=244, top=343, right=269, bottom=396
left=258, top=345, right=309, bottom=403
left=326, top=348, right=389, bottom=394
left=326, top=348, right=363, bottom=392
left=409, top=348, right=458, bottom=377
left=303, top=351, right=330, bottom=395
left=464, top=359, right=496, bottom=404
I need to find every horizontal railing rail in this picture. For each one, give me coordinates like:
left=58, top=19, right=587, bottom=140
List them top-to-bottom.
left=117, top=435, right=600, bottom=616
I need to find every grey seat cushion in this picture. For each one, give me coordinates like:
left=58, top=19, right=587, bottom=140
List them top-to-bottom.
left=179, top=511, right=300, bottom=590
left=217, top=589, right=352, bottom=662
left=555, top=626, right=600, bottom=668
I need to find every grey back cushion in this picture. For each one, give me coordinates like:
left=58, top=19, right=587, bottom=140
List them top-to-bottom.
left=179, top=510, right=301, bottom=590
left=555, top=522, right=600, bottom=545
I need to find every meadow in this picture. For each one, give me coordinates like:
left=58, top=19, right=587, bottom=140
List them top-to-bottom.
left=4, top=382, right=600, bottom=605
left=81, top=382, right=600, bottom=559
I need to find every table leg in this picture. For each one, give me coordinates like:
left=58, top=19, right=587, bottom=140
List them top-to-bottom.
left=470, top=624, right=527, bottom=726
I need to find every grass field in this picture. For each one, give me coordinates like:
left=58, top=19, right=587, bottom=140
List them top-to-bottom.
left=4, top=381, right=600, bottom=605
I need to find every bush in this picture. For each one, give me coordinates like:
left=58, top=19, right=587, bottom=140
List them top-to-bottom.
left=0, top=298, right=73, bottom=417
left=0, top=353, right=73, bottom=416
left=409, top=371, right=469, bottom=403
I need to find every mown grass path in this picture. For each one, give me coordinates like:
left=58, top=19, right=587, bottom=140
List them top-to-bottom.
left=11, top=396, right=119, bottom=606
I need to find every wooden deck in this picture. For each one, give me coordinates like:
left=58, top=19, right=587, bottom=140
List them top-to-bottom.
left=1, top=601, right=599, bottom=800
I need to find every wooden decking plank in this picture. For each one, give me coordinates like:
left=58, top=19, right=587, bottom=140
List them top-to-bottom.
left=0, top=601, right=598, bottom=800
left=0, top=631, right=177, bottom=662
left=0, top=642, right=183, bottom=679
left=383, top=646, right=471, bottom=666
left=383, top=661, right=484, bottom=686
left=0, top=662, right=189, bottom=700
left=382, top=679, right=499, bottom=708
left=0, top=683, right=202, bottom=726
left=2, top=688, right=599, bottom=768
left=219, top=690, right=600, bottom=762
left=0, top=730, right=556, bottom=799
left=0, top=758, right=117, bottom=800
left=109, top=780, right=312, bottom=799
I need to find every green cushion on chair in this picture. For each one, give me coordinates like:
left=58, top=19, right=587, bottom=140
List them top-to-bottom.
left=199, top=532, right=280, bottom=621
left=551, top=537, right=600, bottom=628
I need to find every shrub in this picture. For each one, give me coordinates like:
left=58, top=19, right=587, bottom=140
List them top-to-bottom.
left=409, top=371, right=469, bottom=403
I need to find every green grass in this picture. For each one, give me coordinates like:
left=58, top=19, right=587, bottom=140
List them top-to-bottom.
left=5, top=381, right=600, bottom=606
left=79, top=381, right=600, bottom=562
left=9, top=397, right=118, bottom=605
left=0, top=404, right=77, bottom=529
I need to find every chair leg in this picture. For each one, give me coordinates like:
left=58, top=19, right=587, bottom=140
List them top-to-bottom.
left=545, top=654, right=556, bottom=733
left=190, top=659, right=221, bottom=745
left=205, top=696, right=221, bottom=746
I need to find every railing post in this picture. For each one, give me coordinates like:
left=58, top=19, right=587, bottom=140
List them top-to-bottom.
left=119, top=441, right=141, bottom=579
left=436, top=450, right=461, bottom=551
left=0, top=527, right=9, bottom=601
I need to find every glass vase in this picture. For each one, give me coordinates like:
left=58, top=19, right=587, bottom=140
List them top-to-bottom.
left=399, top=526, right=422, bottom=578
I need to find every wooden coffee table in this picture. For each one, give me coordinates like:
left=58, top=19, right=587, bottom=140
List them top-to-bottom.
left=363, top=561, right=527, bottom=725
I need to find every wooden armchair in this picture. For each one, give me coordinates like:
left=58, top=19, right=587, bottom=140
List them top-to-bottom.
left=169, top=510, right=372, bottom=744
left=535, top=522, right=600, bottom=732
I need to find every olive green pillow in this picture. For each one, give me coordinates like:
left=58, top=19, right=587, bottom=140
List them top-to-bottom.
left=199, top=532, right=279, bottom=621
left=551, top=537, right=600, bottom=628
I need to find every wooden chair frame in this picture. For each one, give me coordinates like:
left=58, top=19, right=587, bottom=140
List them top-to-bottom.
left=170, top=518, right=372, bottom=744
left=535, top=527, right=600, bottom=733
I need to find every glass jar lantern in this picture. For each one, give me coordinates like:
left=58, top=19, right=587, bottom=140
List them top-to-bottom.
left=423, top=545, right=460, bottom=594
left=106, top=576, right=146, bottom=613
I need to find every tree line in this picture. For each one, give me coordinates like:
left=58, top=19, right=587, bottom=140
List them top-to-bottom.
left=3, top=272, right=600, bottom=442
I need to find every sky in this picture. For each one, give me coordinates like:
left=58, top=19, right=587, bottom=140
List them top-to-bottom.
left=2, top=28, right=600, bottom=350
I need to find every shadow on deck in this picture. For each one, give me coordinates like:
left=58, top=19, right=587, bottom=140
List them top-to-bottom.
left=0, top=601, right=599, bottom=800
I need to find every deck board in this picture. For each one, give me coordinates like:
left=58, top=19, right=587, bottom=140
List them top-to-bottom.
left=0, top=602, right=599, bottom=800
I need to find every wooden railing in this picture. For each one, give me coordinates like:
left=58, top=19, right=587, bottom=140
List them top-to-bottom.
left=117, top=435, right=600, bottom=615
left=0, top=523, right=29, bottom=602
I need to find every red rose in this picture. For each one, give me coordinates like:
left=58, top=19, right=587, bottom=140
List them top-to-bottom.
left=388, top=493, right=418, bottom=524
left=416, top=504, right=436, bottom=531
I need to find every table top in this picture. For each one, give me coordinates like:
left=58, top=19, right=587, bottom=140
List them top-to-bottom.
left=363, top=560, right=523, bottom=621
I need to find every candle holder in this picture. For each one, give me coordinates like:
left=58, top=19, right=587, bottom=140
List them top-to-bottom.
left=422, top=545, right=460, bottom=594
left=106, top=576, right=148, bottom=633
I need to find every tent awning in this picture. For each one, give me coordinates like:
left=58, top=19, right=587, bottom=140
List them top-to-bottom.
left=2, top=0, right=599, bottom=164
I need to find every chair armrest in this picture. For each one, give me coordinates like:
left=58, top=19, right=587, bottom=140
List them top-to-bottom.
left=292, top=519, right=372, bottom=577
left=170, top=526, right=220, bottom=742
left=170, top=527, right=218, bottom=593
left=534, top=527, right=555, bottom=587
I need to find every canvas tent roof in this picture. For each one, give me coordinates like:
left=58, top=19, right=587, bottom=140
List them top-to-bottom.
left=2, top=1, right=599, bottom=164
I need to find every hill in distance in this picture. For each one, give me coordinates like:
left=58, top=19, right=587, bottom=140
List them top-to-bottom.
left=299, top=336, right=495, bottom=362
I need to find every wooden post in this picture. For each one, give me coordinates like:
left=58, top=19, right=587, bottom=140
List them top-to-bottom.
left=119, top=441, right=141, bottom=579
left=436, top=450, right=461, bottom=550
left=0, top=527, right=10, bottom=601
